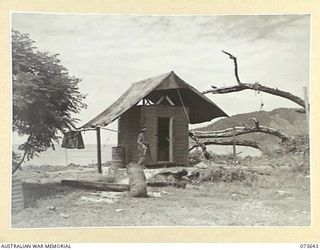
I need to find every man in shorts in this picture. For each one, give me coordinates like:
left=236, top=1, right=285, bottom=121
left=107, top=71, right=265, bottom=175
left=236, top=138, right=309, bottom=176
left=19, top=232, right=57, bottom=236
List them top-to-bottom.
left=137, top=127, right=149, bottom=165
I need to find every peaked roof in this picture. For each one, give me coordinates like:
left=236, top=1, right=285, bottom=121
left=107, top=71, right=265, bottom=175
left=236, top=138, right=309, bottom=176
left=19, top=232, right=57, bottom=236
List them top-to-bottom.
left=81, top=71, right=228, bottom=128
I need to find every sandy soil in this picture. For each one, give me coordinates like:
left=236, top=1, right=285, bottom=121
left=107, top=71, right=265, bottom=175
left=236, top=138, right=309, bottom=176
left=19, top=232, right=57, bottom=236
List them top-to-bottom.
left=11, top=164, right=310, bottom=228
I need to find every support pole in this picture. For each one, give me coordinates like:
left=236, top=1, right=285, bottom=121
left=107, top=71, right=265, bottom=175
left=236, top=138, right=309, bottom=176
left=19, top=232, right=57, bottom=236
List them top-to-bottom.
left=232, top=126, right=236, bottom=165
left=96, top=127, right=102, bottom=174
left=65, top=148, right=68, bottom=167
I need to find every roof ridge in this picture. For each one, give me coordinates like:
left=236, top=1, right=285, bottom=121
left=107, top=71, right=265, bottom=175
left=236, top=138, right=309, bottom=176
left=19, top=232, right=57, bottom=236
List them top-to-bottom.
left=81, top=71, right=227, bottom=128
left=131, top=71, right=173, bottom=87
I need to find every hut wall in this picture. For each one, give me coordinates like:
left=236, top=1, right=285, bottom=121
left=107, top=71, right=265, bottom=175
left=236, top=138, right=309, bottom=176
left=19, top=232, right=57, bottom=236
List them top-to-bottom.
left=118, top=105, right=189, bottom=166
left=141, top=105, right=189, bottom=166
left=118, top=106, right=141, bottom=164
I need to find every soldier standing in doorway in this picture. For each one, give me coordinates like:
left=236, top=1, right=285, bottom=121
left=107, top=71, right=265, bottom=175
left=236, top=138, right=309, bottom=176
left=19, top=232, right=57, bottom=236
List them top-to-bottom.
left=137, top=127, right=149, bottom=165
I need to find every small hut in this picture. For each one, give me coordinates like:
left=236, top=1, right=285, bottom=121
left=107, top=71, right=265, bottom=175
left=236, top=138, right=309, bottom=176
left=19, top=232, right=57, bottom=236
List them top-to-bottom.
left=82, top=71, right=228, bottom=168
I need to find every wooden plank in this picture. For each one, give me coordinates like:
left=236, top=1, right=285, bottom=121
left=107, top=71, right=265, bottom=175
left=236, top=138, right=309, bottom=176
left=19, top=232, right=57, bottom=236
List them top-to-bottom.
left=155, top=95, right=165, bottom=104
left=165, top=95, right=175, bottom=105
left=119, top=106, right=141, bottom=164
left=11, top=175, right=24, bottom=212
left=61, top=180, right=129, bottom=192
left=12, top=186, right=23, bottom=192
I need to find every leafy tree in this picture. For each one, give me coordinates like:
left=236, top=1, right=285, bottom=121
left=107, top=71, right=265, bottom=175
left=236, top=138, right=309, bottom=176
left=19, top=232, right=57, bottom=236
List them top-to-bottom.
left=12, top=30, right=86, bottom=174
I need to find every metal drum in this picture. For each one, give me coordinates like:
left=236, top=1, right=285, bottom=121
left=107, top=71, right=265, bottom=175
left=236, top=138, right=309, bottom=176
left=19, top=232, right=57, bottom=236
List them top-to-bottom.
left=112, top=146, right=126, bottom=168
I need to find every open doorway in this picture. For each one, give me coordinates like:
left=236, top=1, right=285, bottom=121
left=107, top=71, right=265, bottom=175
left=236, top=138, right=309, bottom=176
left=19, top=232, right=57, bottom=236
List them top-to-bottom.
left=157, top=117, right=173, bottom=162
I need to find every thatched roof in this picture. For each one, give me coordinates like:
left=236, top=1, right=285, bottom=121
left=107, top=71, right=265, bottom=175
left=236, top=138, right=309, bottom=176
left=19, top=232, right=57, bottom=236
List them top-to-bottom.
left=82, top=71, right=228, bottom=128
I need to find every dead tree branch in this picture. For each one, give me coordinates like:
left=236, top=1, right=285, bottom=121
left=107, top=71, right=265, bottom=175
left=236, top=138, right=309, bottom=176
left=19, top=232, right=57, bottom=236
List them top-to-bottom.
left=203, top=50, right=305, bottom=109
left=222, top=50, right=243, bottom=85
left=203, top=83, right=305, bottom=108
left=192, top=118, right=290, bottom=142
left=189, top=132, right=211, bottom=159
left=189, top=138, right=263, bottom=151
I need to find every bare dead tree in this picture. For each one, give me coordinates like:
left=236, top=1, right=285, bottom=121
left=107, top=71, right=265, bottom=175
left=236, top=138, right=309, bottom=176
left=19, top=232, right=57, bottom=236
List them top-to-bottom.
left=188, top=50, right=302, bottom=158
left=203, top=50, right=305, bottom=109
left=221, top=50, right=242, bottom=85
left=189, top=118, right=291, bottom=154
left=192, top=118, right=290, bottom=143
left=189, top=138, right=263, bottom=151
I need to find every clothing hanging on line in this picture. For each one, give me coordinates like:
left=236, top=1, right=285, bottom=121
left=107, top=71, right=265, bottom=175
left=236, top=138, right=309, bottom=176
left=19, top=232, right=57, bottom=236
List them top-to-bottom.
left=61, top=131, right=85, bottom=149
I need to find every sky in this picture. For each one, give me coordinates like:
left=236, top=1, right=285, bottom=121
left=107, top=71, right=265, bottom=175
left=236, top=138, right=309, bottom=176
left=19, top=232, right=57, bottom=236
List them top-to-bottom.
left=12, top=13, right=310, bottom=145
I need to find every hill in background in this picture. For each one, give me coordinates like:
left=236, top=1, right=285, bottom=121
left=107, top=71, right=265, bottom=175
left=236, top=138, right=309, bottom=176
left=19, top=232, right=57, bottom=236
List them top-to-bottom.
left=197, top=108, right=308, bottom=150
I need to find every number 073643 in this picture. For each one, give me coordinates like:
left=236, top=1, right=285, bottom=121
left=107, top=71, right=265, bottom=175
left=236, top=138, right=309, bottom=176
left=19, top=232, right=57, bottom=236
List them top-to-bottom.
left=300, top=244, right=319, bottom=248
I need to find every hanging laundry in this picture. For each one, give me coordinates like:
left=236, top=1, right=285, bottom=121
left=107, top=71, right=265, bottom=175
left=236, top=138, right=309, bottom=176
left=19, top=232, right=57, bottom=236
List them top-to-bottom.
left=61, top=131, right=85, bottom=149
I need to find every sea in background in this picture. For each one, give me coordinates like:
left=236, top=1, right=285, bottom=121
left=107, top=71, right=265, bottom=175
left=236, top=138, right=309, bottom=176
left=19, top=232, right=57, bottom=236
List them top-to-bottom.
left=12, top=144, right=261, bottom=166
left=13, top=144, right=114, bottom=166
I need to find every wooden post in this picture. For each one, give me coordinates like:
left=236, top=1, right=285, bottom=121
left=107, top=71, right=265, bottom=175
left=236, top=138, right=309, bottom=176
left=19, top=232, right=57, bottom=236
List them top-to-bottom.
left=303, top=86, right=309, bottom=127
left=169, top=117, right=174, bottom=162
left=117, top=118, right=121, bottom=144
left=232, top=126, right=236, bottom=165
left=96, top=127, right=102, bottom=174
left=65, top=148, right=68, bottom=166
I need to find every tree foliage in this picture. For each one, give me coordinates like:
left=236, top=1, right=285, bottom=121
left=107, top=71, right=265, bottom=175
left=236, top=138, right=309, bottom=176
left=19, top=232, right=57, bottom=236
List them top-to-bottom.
left=12, top=30, right=86, bottom=173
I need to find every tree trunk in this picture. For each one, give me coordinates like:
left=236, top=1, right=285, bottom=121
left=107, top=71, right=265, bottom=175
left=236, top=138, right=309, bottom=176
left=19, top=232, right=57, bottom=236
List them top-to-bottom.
left=189, top=119, right=290, bottom=152
left=192, top=122, right=290, bottom=142
left=12, top=134, right=32, bottom=175
left=189, top=138, right=263, bottom=151
left=12, top=150, right=27, bottom=175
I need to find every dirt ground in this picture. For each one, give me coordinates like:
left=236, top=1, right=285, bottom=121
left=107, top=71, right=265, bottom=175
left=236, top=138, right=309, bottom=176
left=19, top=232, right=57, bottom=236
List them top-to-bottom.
left=11, top=164, right=310, bottom=228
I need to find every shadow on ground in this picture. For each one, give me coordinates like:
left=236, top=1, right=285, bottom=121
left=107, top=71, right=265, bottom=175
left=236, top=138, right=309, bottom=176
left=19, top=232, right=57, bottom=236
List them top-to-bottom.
left=22, top=182, right=75, bottom=208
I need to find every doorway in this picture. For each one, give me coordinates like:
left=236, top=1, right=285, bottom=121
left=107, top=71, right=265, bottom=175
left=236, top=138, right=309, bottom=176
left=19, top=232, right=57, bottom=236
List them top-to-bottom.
left=157, top=117, right=173, bottom=162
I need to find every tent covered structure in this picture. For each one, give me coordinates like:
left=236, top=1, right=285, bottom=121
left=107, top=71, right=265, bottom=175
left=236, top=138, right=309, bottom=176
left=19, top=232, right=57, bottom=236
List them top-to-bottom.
left=80, top=71, right=228, bottom=171
left=82, top=71, right=227, bottom=128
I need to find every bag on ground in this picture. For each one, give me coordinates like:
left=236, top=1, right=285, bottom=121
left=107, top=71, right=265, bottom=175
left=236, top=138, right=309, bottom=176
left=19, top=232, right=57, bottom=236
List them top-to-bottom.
left=126, top=162, right=147, bottom=197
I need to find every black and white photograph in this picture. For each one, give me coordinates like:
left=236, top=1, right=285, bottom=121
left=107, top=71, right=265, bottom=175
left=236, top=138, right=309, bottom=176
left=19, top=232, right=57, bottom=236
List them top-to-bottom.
left=11, top=13, right=310, bottom=228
